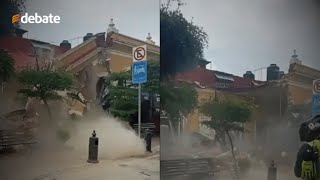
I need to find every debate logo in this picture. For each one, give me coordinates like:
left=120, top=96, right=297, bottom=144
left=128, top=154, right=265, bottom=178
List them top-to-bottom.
left=12, top=13, right=61, bottom=24
left=11, top=14, right=21, bottom=23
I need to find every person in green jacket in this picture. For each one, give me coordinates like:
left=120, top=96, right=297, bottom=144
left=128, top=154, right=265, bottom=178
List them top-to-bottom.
left=295, top=114, right=320, bottom=180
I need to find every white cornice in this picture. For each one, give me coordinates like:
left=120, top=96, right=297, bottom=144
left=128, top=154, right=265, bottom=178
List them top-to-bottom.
left=111, top=32, right=159, bottom=49
left=55, top=37, right=96, bottom=61
left=112, top=40, right=160, bottom=55
left=67, top=48, right=100, bottom=71
left=109, top=50, right=132, bottom=58
left=291, top=64, right=320, bottom=77
left=295, top=72, right=320, bottom=79
left=287, top=80, right=312, bottom=89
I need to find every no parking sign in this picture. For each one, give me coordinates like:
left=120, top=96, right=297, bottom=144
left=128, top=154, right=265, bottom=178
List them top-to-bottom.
left=312, top=79, right=320, bottom=116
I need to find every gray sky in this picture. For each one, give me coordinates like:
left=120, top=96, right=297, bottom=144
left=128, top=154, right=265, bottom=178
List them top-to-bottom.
left=21, top=0, right=160, bottom=47
left=180, top=0, right=320, bottom=80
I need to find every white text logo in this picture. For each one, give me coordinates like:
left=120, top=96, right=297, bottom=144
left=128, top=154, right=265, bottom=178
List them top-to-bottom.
left=12, top=13, right=61, bottom=24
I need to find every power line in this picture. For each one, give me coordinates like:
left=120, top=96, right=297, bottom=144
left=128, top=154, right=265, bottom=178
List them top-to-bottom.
left=49, top=36, right=85, bottom=45
left=253, top=67, right=268, bottom=81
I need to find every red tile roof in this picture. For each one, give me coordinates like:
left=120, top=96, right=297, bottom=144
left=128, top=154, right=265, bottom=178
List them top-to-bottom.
left=0, top=36, right=68, bottom=70
left=0, top=36, right=35, bottom=69
left=52, top=45, right=69, bottom=57
left=176, top=67, right=265, bottom=90
left=176, top=67, right=217, bottom=88
left=232, top=75, right=252, bottom=88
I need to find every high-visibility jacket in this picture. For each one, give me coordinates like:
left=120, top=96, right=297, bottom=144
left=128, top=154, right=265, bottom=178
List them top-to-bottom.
left=295, top=140, right=320, bottom=180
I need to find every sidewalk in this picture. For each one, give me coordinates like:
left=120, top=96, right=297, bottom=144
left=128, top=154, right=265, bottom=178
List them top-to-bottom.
left=0, top=140, right=160, bottom=180
left=31, top=157, right=160, bottom=180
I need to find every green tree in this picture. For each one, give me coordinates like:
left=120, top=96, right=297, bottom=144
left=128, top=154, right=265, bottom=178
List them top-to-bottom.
left=0, top=0, right=25, bottom=36
left=160, top=0, right=208, bottom=80
left=160, top=0, right=205, bottom=132
left=0, top=50, right=15, bottom=92
left=106, top=61, right=160, bottom=121
left=17, top=63, right=74, bottom=121
left=107, top=71, right=137, bottom=120
left=161, top=82, right=198, bottom=132
left=200, top=95, right=255, bottom=177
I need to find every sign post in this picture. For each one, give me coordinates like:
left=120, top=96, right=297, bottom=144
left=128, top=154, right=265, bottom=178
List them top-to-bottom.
left=132, top=45, right=147, bottom=138
left=312, top=79, right=320, bottom=117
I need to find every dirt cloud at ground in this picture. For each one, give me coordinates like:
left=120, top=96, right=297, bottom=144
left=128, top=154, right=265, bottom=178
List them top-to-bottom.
left=65, top=113, right=146, bottom=159
left=215, top=166, right=296, bottom=180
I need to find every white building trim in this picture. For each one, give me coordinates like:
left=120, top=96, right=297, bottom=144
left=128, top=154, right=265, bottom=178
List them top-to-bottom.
left=113, top=40, right=160, bottom=55
left=109, top=49, right=132, bottom=58
left=295, top=72, right=320, bottom=80
left=287, top=80, right=312, bottom=89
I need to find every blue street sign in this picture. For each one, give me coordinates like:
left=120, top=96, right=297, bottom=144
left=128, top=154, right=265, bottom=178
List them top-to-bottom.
left=132, top=61, right=147, bottom=84
left=312, top=94, right=320, bottom=116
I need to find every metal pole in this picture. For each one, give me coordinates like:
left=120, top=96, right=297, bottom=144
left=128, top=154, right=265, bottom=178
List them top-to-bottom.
left=138, top=83, right=141, bottom=138
left=268, top=160, right=277, bottom=180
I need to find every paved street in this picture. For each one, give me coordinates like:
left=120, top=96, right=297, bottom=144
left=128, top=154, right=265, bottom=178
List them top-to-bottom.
left=0, top=135, right=160, bottom=180
left=0, top=147, right=159, bottom=180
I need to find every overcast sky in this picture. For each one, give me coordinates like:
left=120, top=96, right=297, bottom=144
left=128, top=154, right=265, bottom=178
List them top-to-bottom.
left=21, top=0, right=160, bottom=47
left=180, top=0, right=320, bottom=80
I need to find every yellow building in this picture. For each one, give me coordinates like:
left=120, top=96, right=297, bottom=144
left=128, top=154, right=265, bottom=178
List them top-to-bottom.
left=55, top=19, right=159, bottom=114
left=56, top=19, right=159, bottom=96
left=107, top=20, right=160, bottom=72
left=284, top=51, right=320, bottom=105
left=176, top=65, right=264, bottom=142
left=184, top=87, right=217, bottom=133
left=186, top=87, right=257, bottom=140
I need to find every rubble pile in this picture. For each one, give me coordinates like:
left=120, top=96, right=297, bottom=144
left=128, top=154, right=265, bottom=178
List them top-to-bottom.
left=0, top=108, right=39, bottom=132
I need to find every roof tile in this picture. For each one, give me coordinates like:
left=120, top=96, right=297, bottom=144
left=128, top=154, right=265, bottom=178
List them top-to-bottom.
left=0, top=36, right=67, bottom=70
left=175, top=67, right=265, bottom=90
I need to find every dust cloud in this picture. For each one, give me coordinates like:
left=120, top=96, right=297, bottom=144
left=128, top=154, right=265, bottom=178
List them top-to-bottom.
left=32, top=104, right=146, bottom=160
left=65, top=113, right=146, bottom=159
left=161, top=124, right=298, bottom=179
left=215, top=167, right=295, bottom=180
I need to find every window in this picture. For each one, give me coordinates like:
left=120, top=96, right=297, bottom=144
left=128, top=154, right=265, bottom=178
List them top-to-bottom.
left=42, top=48, right=51, bottom=53
left=84, top=71, right=90, bottom=82
left=215, top=73, right=234, bottom=81
left=216, top=82, right=230, bottom=88
left=199, top=115, right=211, bottom=122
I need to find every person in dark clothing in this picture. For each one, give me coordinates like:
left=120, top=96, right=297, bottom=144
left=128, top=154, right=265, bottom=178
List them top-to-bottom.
left=294, top=114, right=320, bottom=180
left=144, top=129, right=153, bottom=152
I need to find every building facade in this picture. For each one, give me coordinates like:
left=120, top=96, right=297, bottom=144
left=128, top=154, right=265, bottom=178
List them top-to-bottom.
left=53, top=19, right=160, bottom=131
left=55, top=19, right=159, bottom=101
left=0, top=20, right=160, bottom=123
left=0, top=30, right=68, bottom=115
left=284, top=62, right=320, bottom=105
left=175, top=64, right=264, bottom=139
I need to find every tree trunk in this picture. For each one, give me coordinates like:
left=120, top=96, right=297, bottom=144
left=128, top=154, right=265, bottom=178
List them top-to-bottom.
left=35, top=56, right=40, bottom=71
left=43, top=99, right=53, bottom=121
left=168, top=119, right=176, bottom=142
left=216, top=130, right=227, bottom=150
left=226, top=130, right=239, bottom=179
